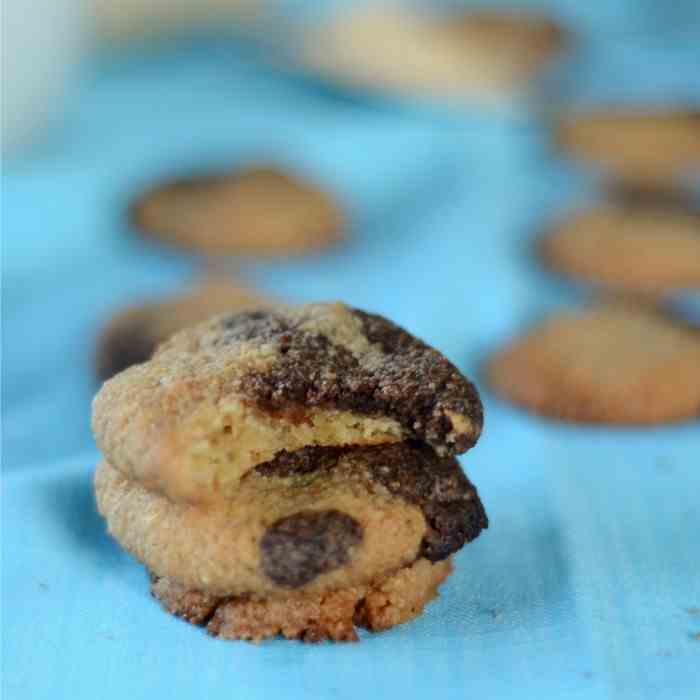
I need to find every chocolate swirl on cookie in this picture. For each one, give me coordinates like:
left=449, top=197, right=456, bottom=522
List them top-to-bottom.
left=205, top=306, right=483, bottom=455
left=256, top=442, right=488, bottom=562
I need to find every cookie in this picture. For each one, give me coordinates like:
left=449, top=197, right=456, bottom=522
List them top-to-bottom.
left=92, top=0, right=258, bottom=44
left=301, top=6, right=566, bottom=104
left=554, top=109, right=700, bottom=189
left=130, top=166, right=344, bottom=256
left=539, top=199, right=700, bottom=295
left=95, top=279, right=272, bottom=382
left=92, top=302, right=487, bottom=641
left=92, top=303, right=484, bottom=503
left=485, top=304, right=700, bottom=424
left=94, top=443, right=487, bottom=596
left=151, top=557, right=452, bottom=643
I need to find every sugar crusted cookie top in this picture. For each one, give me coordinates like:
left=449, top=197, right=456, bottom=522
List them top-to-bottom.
left=92, top=302, right=483, bottom=502
left=161, top=303, right=483, bottom=451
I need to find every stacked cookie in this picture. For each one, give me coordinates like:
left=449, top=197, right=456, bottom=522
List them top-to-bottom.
left=93, top=302, right=487, bottom=641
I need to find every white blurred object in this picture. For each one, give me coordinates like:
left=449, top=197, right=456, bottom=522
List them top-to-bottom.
left=1, top=0, right=86, bottom=155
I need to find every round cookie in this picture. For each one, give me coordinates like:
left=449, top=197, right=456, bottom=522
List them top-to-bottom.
left=301, top=7, right=566, bottom=104
left=554, top=109, right=700, bottom=189
left=130, top=166, right=344, bottom=256
left=539, top=199, right=700, bottom=295
left=95, top=279, right=272, bottom=382
left=92, top=303, right=484, bottom=503
left=485, top=304, right=700, bottom=424
left=94, top=442, right=488, bottom=597
left=151, top=557, right=453, bottom=643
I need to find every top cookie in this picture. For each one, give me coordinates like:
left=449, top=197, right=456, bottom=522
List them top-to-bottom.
left=555, top=109, right=700, bottom=189
left=130, top=166, right=344, bottom=256
left=92, top=303, right=483, bottom=503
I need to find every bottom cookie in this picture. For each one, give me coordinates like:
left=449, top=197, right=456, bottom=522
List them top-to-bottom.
left=151, top=557, right=452, bottom=643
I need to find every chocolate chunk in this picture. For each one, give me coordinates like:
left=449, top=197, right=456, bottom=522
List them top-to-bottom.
left=216, top=306, right=483, bottom=455
left=96, top=319, right=157, bottom=382
left=255, top=442, right=488, bottom=562
left=260, top=510, right=363, bottom=588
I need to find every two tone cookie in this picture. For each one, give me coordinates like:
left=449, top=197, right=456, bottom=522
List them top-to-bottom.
left=554, top=109, right=700, bottom=190
left=130, top=166, right=344, bottom=256
left=539, top=194, right=700, bottom=295
left=95, top=279, right=273, bottom=382
left=92, top=303, right=487, bottom=641
left=485, top=304, right=700, bottom=424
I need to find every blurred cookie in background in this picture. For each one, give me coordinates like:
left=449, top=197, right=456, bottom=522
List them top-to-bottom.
left=89, top=0, right=260, bottom=44
left=300, top=5, right=568, bottom=106
left=554, top=109, right=700, bottom=190
left=130, top=166, right=344, bottom=256
left=539, top=193, right=700, bottom=295
left=95, top=278, right=273, bottom=382
left=484, top=303, right=700, bottom=425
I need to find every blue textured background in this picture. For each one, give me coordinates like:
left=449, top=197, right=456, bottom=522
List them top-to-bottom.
left=3, top=3, right=700, bottom=699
